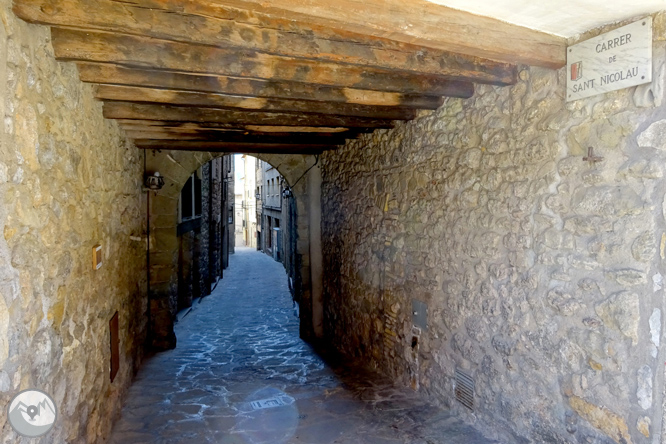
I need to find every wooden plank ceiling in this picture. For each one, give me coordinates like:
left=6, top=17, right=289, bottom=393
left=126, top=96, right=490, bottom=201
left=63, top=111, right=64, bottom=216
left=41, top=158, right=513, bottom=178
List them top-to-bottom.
left=13, top=0, right=566, bottom=155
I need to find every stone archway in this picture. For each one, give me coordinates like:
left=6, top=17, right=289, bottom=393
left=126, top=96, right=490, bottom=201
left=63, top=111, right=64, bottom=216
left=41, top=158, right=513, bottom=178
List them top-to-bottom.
left=144, top=150, right=323, bottom=349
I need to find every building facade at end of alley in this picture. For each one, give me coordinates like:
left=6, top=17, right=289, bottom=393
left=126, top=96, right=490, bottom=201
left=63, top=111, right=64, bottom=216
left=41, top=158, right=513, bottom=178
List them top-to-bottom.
left=235, top=155, right=298, bottom=293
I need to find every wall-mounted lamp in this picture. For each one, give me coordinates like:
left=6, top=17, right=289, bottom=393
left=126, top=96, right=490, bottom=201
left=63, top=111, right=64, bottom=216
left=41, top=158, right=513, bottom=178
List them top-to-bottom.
left=145, top=172, right=165, bottom=190
left=282, top=187, right=293, bottom=198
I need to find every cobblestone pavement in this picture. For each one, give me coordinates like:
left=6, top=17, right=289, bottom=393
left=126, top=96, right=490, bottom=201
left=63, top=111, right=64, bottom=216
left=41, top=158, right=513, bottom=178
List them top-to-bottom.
left=108, top=247, right=497, bottom=444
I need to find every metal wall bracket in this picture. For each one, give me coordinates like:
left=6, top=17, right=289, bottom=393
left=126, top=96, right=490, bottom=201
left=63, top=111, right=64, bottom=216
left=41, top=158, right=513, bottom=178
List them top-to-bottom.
left=583, top=146, right=603, bottom=167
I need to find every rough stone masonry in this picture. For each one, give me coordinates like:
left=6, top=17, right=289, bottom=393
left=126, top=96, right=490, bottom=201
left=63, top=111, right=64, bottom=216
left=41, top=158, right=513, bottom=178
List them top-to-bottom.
left=0, top=0, right=148, bottom=441
left=322, top=13, right=666, bottom=444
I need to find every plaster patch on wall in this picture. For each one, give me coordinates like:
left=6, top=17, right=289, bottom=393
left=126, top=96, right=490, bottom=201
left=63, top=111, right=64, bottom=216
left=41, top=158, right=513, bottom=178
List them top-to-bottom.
left=638, top=119, right=666, bottom=149
left=652, top=273, right=663, bottom=292
left=649, top=309, right=661, bottom=359
left=637, top=365, right=653, bottom=410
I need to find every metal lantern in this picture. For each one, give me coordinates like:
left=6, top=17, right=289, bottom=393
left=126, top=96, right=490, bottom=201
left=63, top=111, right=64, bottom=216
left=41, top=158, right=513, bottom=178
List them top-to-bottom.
left=145, top=172, right=165, bottom=190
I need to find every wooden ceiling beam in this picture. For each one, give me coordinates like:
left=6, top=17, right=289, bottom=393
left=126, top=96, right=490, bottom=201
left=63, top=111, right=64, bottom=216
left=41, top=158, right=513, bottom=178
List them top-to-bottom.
left=14, top=0, right=517, bottom=83
left=205, top=0, right=567, bottom=68
left=51, top=28, right=508, bottom=94
left=78, top=63, right=470, bottom=106
left=94, top=85, right=417, bottom=120
left=104, top=102, right=396, bottom=128
left=116, top=120, right=361, bottom=134
left=121, top=126, right=358, bottom=138
left=123, top=130, right=351, bottom=145
left=133, top=140, right=331, bottom=154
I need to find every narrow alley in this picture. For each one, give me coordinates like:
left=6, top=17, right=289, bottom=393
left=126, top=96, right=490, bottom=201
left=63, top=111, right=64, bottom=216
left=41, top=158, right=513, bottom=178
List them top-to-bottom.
left=108, top=248, right=495, bottom=444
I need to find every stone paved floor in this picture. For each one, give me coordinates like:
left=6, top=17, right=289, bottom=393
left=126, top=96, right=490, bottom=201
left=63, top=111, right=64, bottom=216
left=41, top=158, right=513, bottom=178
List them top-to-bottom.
left=108, top=247, right=497, bottom=444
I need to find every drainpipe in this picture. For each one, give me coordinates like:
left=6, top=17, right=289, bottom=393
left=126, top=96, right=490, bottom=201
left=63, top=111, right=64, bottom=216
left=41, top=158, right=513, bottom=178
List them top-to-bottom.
left=144, top=151, right=152, bottom=346
left=208, top=160, right=214, bottom=291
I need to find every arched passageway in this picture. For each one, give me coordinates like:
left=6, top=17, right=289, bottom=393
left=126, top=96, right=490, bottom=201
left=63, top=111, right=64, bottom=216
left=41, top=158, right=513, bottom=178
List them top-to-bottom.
left=145, top=150, right=324, bottom=349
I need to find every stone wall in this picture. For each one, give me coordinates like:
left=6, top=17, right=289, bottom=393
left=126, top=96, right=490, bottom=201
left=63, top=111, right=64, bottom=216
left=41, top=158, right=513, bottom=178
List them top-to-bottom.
left=0, top=1, right=147, bottom=442
left=322, top=15, right=666, bottom=444
left=223, top=154, right=234, bottom=266
left=176, top=158, right=228, bottom=312
left=210, top=158, right=223, bottom=279
left=256, top=159, right=300, bottom=302
left=200, top=162, right=211, bottom=296
left=283, top=195, right=299, bottom=300
left=177, top=230, right=196, bottom=310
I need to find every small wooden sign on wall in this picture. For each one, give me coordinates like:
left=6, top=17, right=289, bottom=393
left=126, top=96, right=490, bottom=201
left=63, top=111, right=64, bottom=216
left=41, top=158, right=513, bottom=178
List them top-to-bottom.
left=567, top=17, right=652, bottom=101
left=92, top=244, right=102, bottom=270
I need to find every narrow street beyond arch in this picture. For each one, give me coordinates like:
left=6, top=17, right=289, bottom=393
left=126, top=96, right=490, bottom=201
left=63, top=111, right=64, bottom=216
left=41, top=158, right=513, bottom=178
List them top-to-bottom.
left=109, top=248, right=496, bottom=443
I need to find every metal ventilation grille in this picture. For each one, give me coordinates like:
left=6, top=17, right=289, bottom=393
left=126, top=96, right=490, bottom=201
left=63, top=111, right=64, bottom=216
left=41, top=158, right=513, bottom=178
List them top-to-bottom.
left=455, top=368, right=474, bottom=411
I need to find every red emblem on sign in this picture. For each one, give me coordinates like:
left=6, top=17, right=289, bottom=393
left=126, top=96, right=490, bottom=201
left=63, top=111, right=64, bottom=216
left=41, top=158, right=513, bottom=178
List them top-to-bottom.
left=571, top=61, right=583, bottom=81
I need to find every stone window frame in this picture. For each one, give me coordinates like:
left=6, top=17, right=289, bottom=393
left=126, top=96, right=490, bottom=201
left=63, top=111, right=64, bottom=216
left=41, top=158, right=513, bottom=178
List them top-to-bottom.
left=178, top=170, right=203, bottom=224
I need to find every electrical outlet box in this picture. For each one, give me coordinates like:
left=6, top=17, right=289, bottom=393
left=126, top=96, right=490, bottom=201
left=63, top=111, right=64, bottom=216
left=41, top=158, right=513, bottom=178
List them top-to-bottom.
left=412, top=299, right=428, bottom=330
